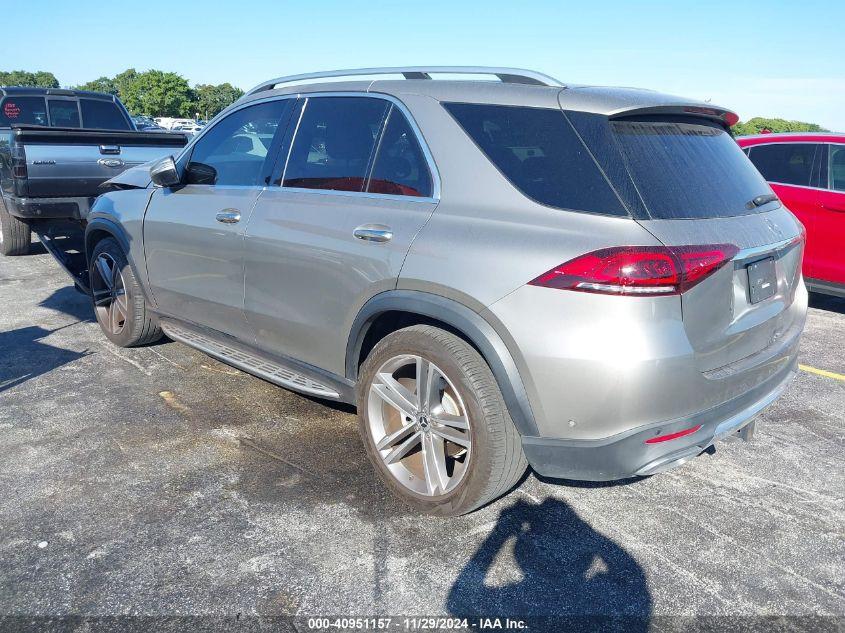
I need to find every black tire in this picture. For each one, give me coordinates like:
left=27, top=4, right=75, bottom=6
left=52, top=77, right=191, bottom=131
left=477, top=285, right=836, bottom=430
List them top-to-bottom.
left=0, top=199, right=32, bottom=256
left=89, top=237, right=163, bottom=347
left=357, top=325, right=527, bottom=516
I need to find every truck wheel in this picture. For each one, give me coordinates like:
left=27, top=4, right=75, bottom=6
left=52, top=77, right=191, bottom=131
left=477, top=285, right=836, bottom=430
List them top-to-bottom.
left=0, top=200, right=32, bottom=256
left=89, top=238, right=163, bottom=347
left=357, top=325, right=527, bottom=516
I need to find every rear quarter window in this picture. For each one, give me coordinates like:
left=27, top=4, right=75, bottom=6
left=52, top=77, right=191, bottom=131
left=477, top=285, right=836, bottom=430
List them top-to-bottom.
left=0, top=96, right=48, bottom=126
left=444, top=103, right=627, bottom=216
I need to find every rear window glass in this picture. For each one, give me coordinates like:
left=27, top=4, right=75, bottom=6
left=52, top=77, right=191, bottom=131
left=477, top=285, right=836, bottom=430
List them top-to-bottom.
left=0, top=96, right=48, bottom=126
left=80, top=99, right=130, bottom=130
left=48, top=100, right=80, bottom=128
left=445, top=103, right=626, bottom=216
left=610, top=119, right=774, bottom=219
left=747, top=143, right=816, bottom=187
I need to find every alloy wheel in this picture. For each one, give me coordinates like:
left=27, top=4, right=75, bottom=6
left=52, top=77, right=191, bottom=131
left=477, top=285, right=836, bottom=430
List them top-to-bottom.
left=91, top=253, right=129, bottom=335
left=367, top=354, right=472, bottom=496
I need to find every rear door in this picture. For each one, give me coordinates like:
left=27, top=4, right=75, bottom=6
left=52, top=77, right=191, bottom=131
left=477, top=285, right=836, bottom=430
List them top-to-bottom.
left=243, top=95, right=438, bottom=375
left=143, top=98, right=292, bottom=340
left=601, top=118, right=804, bottom=396
left=746, top=142, right=821, bottom=278
left=814, top=144, right=845, bottom=286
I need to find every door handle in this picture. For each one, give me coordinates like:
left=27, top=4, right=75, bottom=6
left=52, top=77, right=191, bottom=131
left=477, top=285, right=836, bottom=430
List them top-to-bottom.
left=216, top=209, right=241, bottom=224
left=353, top=224, right=393, bottom=243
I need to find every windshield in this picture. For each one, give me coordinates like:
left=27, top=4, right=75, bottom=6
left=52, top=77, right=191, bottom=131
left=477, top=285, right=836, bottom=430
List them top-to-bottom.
left=610, top=118, right=774, bottom=219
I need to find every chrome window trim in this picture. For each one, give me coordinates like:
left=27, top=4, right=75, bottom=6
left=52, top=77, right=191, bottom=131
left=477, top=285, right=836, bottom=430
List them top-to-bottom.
left=276, top=90, right=442, bottom=202
left=174, top=91, right=442, bottom=202
left=279, top=97, right=308, bottom=187
left=746, top=141, right=825, bottom=191
left=828, top=143, right=845, bottom=193
left=271, top=185, right=438, bottom=205
left=733, top=235, right=802, bottom=263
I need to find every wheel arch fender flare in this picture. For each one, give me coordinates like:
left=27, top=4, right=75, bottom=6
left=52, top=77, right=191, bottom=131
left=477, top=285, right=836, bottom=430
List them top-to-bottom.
left=85, top=217, right=131, bottom=258
left=85, top=218, right=152, bottom=304
left=346, top=290, right=539, bottom=436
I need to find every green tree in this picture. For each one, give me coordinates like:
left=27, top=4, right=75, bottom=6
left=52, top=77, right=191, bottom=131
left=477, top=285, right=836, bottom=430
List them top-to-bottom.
left=113, top=68, right=138, bottom=98
left=0, top=70, right=59, bottom=88
left=119, top=70, right=194, bottom=117
left=75, top=76, right=118, bottom=95
left=192, top=83, right=244, bottom=120
left=733, top=117, right=828, bottom=137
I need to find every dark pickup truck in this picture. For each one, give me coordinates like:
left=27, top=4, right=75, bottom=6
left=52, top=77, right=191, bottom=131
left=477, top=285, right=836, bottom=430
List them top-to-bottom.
left=0, top=87, right=187, bottom=285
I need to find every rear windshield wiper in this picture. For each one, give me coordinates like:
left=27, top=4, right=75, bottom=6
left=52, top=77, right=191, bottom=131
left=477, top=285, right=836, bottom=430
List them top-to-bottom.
left=747, top=193, right=779, bottom=208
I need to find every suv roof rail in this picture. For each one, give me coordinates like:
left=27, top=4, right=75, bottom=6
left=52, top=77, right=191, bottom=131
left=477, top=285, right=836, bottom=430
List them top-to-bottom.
left=245, top=66, right=564, bottom=96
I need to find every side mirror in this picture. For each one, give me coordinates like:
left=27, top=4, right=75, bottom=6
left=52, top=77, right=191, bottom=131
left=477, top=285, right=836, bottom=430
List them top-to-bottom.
left=149, top=155, right=180, bottom=188
left=184, top=161, right=217, bottom=186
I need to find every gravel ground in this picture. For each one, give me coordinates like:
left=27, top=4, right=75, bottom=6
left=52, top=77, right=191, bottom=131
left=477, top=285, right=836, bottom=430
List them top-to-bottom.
left=0, top=247, right=842, bottom=631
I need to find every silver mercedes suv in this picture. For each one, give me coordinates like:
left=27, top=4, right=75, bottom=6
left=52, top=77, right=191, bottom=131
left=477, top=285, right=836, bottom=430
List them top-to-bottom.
left=86, top=67, right=807, bottom=515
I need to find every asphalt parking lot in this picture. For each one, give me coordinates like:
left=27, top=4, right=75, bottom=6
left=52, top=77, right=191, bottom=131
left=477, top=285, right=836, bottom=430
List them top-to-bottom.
left=1, top=247, right=843, bottom=629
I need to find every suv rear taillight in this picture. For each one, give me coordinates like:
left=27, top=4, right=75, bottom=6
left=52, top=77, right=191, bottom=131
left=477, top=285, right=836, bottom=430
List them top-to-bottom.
left=528, top=244, right=739, bottom=296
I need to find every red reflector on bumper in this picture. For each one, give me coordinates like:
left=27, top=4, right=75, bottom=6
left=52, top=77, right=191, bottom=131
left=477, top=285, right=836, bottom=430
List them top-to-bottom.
left=645, top=424, right=702, bottom=444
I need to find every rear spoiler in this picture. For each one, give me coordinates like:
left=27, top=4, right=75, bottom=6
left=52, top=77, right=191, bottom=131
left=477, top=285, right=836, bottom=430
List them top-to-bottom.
left=607, top=105, right=739, bottom=128
left=11, top=125, right=189, bottom=147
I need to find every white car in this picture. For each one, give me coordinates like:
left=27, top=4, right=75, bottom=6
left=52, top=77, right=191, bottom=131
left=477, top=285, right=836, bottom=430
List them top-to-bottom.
left=154, top=117, right=196, bottom=131
left=171, top=122, right=205, bottom=136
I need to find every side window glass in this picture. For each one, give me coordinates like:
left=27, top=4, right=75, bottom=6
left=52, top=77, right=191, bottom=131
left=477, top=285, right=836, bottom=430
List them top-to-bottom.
left=283, top=96, right=389, bottom=192
left=48, top=100, right=80, bottom=128
left=186, top=100, right=287, bottom=186
left=367, top=107, right=433, bottom=197
left=746, top=143, right=816, bottom=187
left=830, top=145, right=845, bottom=192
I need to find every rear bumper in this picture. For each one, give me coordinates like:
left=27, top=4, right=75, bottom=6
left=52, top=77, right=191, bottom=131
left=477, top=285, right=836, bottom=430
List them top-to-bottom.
left=5, top=195, right=92, bottom=220
left=521, top=358, right=797, bottom=481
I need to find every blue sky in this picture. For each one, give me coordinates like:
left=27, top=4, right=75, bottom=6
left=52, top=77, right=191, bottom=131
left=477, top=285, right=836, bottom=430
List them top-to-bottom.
left=5, top=1, right=843, bottom=129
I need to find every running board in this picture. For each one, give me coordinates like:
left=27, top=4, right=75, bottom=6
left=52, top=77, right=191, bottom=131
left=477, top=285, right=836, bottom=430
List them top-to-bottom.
left=33, top=220, right=91, bottom=294
left=160, top=320, right=346, bottom=401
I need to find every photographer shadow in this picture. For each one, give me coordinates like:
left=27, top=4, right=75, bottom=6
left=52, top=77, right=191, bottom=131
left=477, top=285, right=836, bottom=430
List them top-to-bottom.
left=0, top=325, right=89, bottom=394
left=447, top=497, right=652, bottom=631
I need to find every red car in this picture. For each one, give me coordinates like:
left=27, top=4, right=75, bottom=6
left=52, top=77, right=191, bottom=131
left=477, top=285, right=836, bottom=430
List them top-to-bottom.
left=737, top=133, right=845, bottom=297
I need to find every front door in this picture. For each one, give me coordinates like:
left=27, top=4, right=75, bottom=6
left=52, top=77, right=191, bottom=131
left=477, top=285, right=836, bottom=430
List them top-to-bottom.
left=243, top=96, right=438, bottom=375
left=144, top=99, right=292, bottom=340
